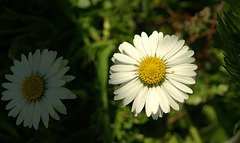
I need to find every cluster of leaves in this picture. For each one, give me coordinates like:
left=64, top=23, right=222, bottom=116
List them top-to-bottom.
left=0, top=0, right=239, bottom=143
left=217, top=0, right=240, bottom=86
left=217, top=0, right=240, bottom=138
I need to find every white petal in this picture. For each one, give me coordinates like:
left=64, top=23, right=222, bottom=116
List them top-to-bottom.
left=149, top=31, right=159, bottom=56
left=141, top=32, right=151, bottom=57
left=155, top=32, right=164, bottom=58
left=158, top=32, right=164, bottom=40
left=133, top=35, right=147, bottom=58
left=156, top=35, right=172, bottom=58
left=162, top=35, right=179, bottom=58
left=164, top=39, right=185, bottom=60
left=120, top=42, right=141, bottom=62
left=167, top=46, right=191, bottom=62
left=167, top=46, right=189, bottom=62
left=32, top=49, right=41, bottom=75
left=38, top=49, right=49, bottom=76
left=168, top=50, right=194, bottom=64
left=40, top=51, right=57, bottom=76
left=28, top=52, right=33, bottom=70
left=113, top=53, right=139, bottom=65
left=21, top=54, right=31, bottom=76
left=111, top=57, right=116, bottom=63
left=169, top=58, right=195, bottom=67
left=59, top=59, right=68, bottom=69
left=13, top=60, right=28, bottom=77
left=43, top=61, right=61, bottom=79
left=167, top=64, right=198, bottom=71
left=110, top=65, right=137, bottom=73
left=10, top=66, right=25, bottom=80
left=47, top=67, right=70, bottom=82
left=167, top=69, right=196, bottom=77
left=110, top=71, right=136, bottom=79
left=109, top=72, right=137, bottom=85
left=5, top=74, right=23, bottom=84
left=167, top=74, right=196, bottom=84
left=61, top=75, right=75, bottom=82
left=113, top=78, right=138, bottom=94
left=168, top=78, right=193, bottom=94
left=114, top=79, right=141, bottom=101
left=46, top=80, right=66, bottom=88
left=162, top=80, right=188, bottom=103
left=120, top=81, right=142, bottom=107
left=162, top=81, right=183, bottom=102
left=2, top=83, right=22, bottom=90
left=135, top=86, right=148, bottom=114
left=157, top=86, right=170, bottom=113
left=45, top=87, right=68, bottom=99
left=48, top=87, right=77, bottom=99
left=150, top=87, right=160, bottom=114
left=162, top=87, right=180, bottom=110
left=145, top=88, right=154, bottom=117
left=2, top=89, right=21, bottom=101
left=131, top=89, right=140, bottom=112
left=45, top=92, right=67, bottom=115
left=66, top=92, right=77, bottom=99
left=131, top=92, right=139, bottom=112
left=6, top=95, right=24, bottom=110
left=42, top=96, right=60, bottom=120
left=8, top=98, right=27, bottom=117
left=39, top=99, right=49, bottom=128
left=16, top=101, right=30, bottom=125
left=23, top=101, right=35, bottom=127
left=33, top=101, right=41, bottom=130
left=152, top=107, right=164, bottom=120
left=158, top=107, right=163, bottom=118
left=28, top=111, right=33, bottom=128
left=133, top=111, right=139, bottom=117
left=151, top=111, right=159, bottom=120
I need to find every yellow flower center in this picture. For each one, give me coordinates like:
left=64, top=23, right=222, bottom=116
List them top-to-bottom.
left=138, top=57, right=166, bottom=86
left=22, top=75, right=44, bottom=100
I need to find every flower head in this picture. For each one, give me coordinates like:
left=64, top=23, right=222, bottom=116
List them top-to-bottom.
left=109, top=31, right=197, bottom=119
left=2, top=49, right=76, bottom=129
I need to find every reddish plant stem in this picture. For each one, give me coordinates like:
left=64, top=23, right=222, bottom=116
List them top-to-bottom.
left=202, top=1, right=225, bottom=57
left=154, top=2, right=218, bottom=25
left=155, top=15, right=218, bottom=25
left=166, top=110, right=187, bottom=125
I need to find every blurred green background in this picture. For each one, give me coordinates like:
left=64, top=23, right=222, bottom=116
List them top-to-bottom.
left=0, top=0, right=239, bottom=142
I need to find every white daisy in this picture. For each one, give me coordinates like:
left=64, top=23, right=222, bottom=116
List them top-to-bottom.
left=109, top=31, right=197, bottom=120
left=2, top=49, right=77, bottom=129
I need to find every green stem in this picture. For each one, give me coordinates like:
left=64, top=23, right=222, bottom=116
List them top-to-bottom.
left=186, top=112, right=202, bottom=143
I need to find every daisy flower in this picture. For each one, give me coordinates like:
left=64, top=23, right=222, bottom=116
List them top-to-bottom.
left=109, top=31, right=197, bottom=119
left=2, top=49, right=76, bottom=129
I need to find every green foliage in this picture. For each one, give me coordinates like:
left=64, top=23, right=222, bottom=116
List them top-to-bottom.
left=0, top=0, right=240, bottom=143
left=217, top=0, right=240, bottom=86
left=217, top=0, right=240, bottom=137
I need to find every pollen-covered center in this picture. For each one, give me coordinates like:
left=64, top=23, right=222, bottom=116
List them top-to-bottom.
left=138, top=57, right=166, bottom=86
left=22, top=75, right=44, bottom=100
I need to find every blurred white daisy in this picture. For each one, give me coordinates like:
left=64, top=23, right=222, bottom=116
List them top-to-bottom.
left=109, top=31, right=197, bottom=120
left=2, top=49, right=76, bottom=129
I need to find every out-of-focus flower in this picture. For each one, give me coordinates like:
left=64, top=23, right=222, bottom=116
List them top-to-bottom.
left=2, top=49, right=76, bottom=129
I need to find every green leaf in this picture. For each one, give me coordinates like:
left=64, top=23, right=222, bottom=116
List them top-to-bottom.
left=202, top=105, right=218, bottom=122
left=234, top=120, right=240, bottom=134
left=189, top=126, right=202, bottom=143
